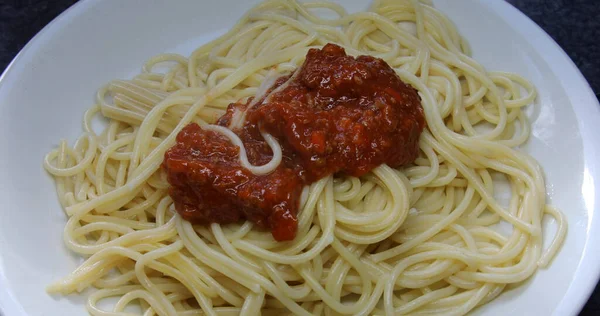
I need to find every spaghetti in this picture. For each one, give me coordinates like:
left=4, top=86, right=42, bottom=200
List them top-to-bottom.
left=43, top=0, right=567, bottom=315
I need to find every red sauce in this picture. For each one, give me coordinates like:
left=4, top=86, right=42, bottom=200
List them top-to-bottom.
left=163, top=43, right=425, bottom=241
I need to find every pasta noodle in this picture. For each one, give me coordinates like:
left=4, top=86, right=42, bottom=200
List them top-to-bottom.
left=43, top=0, right=567, bottom=315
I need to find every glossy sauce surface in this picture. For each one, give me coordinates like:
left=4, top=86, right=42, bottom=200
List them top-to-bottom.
left=163, top=44, right=425, bottom=241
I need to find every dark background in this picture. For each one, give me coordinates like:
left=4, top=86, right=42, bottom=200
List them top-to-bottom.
left=0, top=0, right=598, bottom=315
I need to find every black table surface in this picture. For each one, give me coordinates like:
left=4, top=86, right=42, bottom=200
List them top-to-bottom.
left=1, top=0, right=599, bottom=315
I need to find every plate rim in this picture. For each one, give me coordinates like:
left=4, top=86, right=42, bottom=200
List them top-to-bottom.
left=0, top=0, right=599, bottom=315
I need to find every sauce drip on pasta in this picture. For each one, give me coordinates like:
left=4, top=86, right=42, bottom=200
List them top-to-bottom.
left=163, top=44, right=425, bottom=241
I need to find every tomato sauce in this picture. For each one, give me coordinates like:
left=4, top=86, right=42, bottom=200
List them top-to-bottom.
left=163, top=43, right=425, bottom=241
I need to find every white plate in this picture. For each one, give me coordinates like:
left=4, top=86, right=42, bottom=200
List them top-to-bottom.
left=0, top=0, right=599, bottom=315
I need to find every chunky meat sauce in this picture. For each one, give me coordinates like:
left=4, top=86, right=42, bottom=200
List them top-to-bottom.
left=163, top=43, right=425, bottom=241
